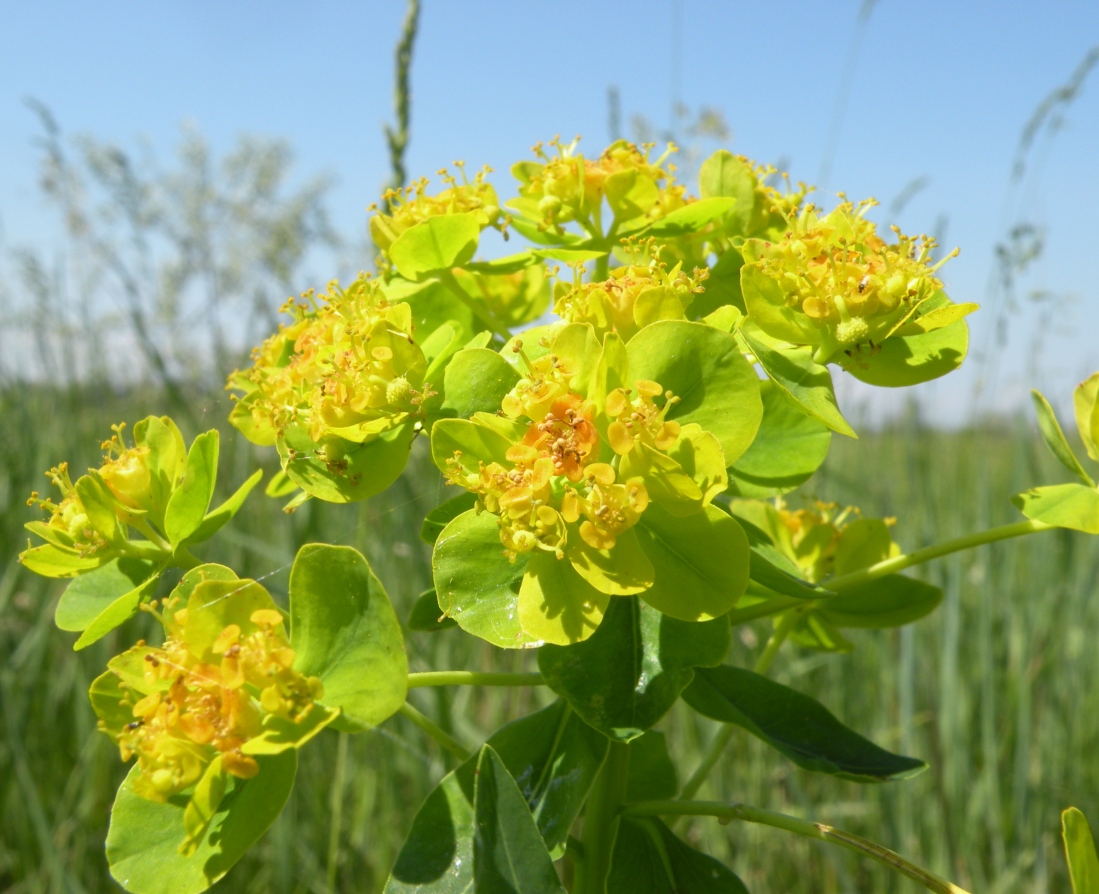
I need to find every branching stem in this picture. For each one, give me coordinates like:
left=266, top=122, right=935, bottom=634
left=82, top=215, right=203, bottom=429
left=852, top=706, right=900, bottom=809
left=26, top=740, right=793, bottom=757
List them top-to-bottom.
left=397, top=702, right=470, bottom=761
left=623, top=800, right=972, bottom=894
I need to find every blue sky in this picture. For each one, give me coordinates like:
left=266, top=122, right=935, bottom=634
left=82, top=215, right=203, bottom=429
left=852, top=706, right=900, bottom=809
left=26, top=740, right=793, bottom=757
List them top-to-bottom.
left=2, top=0, right=1098, bottom=423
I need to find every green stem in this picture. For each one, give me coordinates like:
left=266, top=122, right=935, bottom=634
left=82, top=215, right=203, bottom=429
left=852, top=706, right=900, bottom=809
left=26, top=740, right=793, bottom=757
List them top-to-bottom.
left=594, top=253, right=609, bottom=282
left=438, top=270, right=513, bottom=341
left=827, top=518, right=1052, bottom=592
left=130, top=519, right=173, bottom=553
left=727, top=594, right=802, bottom=626
left=677, top=610, right=800, bottom=804
left=407, top=671, right=545, bottom=688
left=397, top=702, right=470, bottom=761
left=324, top=731, right=349, bottom=894
left=575, top=741, right=631, bottom=894
left=622, top=801, right=972, bottom=894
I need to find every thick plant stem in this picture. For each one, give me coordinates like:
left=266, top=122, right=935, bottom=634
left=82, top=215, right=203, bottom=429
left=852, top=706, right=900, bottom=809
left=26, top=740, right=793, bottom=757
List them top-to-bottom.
left=827, top=518, right=1053, bottom=592
left=678, top=610, right=799, bottom=803
left=407, top=671, right=545, bottom=688
left=397, top=702, right=470, bottom=761
left=575, top=742, right=631, bottom=894
left=623, top=800, right=972, bottom=894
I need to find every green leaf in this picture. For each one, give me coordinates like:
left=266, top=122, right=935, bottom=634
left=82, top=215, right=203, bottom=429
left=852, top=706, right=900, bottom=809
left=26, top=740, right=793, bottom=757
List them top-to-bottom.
left=699, top=149, right=756, bottom=236
left=639, top=197, right=738, bottom=237
left=389, top=213, right=481, bottom=281
left=506, top=215, right=586, bottom=247
left=531, top=247, right=608, bottom=263
left=693, top=249, right=745, bottom=317
left=464, top=250, right=539, bottom=274
left=740, top=261, right=822, bottom=346
left=842, top=294, right=969, bottom=387
left=627, top=320, right=763, bottom=464
left=552, top=322, right=602, bottom=398
left=738, top=326, right=856, bottom=438
left=439, top=347, right=520, bottom=418
left=1074, top=372, right=1099, bottom=462
left=728, top=380, right=832, bottom=497
left=1031, top=390, right=1094, bottom=485
left=134, top=416, right=188, bottom=528
left=429, top=417, right=513, bottom=478
left=278, top=421, right=415, bottom=503
left=164, top=431, right=219, bottom=547
left=182, top=469, right=263, bottom=546
left=264, top=469, right=298, bottom=498
left=75, top=474, right=123, bottom=544
left=1012, top=483, right=1099, bottom=533
left=419, top=492, right=478, bottom=545
left=634, top=503, right=749, bottom=622
left=432, top=508, right=538, bottom=648
left=834, top=518, right=894, bottom=575
left=568, top=527, right=655, bottom=596
left=19, top=543, right=110, bottom=578
left=289, top=544, right=408, bottom=731
left=747, top=545, right=833, bottom=600
left=519, top=549, right=611, bottom=645
left=55, top=557, right=159, bottom=631
left=817, top=574, right=943, bottom=629
left=73, top=575, right=160, bottom=650
left=182, top=578, right=279, bottom=663
left=408, top=589, right=458, bottom=631
left=539, top=596, right=729, bottom=741
left=790, top=612, right=855, bottom=653
left=683, top=665, right=925, bottom=782
left=89, top=669, right=135, bottom=742
left=486, top=699, right=608, bottom=851
left=385, top=700, right=607, bottom=891
left=241, top=703, right=340, bottom=754
left=624, top=731, right=678, bottom=802
left=472, top=745, right=567, bottom=894
left=105, top=751, right=296, bottom=894
left=182, top=758, right=227, bottom=856
left=1063, top=807, right=1099, bottom=894
left=609, top=817, right=750, bottom=894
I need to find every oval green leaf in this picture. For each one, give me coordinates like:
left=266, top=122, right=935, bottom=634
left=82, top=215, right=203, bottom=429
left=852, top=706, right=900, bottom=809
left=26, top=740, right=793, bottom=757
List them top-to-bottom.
left=389, top=213, right=481, bottom=281
left=627, top=320, right=763, bottom=464
left=1012, top=483, right=1099, bottom=533
left=634, top=503, right=749, bottom=622
left=432, top=508, right=537, bottom=648
left=289, top=544, right=408, bottom=731
left=683, top=665, right=926, bottom=782
left=472, top=745, right=567, bottom=894
left=106, top=751, right=297, bottom=894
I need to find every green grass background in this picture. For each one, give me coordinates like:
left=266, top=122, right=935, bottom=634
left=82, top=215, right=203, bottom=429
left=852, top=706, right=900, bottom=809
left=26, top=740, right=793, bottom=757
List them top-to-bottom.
left=2, top=384, right=1097, bottom=893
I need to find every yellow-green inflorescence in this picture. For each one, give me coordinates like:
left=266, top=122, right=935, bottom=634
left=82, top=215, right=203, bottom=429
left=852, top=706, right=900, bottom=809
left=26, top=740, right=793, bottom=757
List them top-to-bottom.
left=510, top=137, right=689, bottom=233
left=369, top=162, right=504, bottom=256
left=742, top=198, right=960, bottom=364
left=554, top=246, right=709, bottom=341
left=229, top=273, right=430, bottom=452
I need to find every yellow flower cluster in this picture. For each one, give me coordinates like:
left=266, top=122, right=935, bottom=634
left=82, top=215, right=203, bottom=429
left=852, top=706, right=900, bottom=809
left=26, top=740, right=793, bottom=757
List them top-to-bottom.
left=513, top=137, right=687, bottom=229
left=369, top=163, right=503, bottom=254
left=747, top=199, right=957, bottom=361
left=554, top=256, right=708, bottom=340
left=230, top=274, right=429, bottom=448
left=446, top=347, right=688, bottom=559
left=606, top=380, right=682, bottom=456
left=26, top=424, right=156, bottom=558
left=111, top=607, right=323, bottom=802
